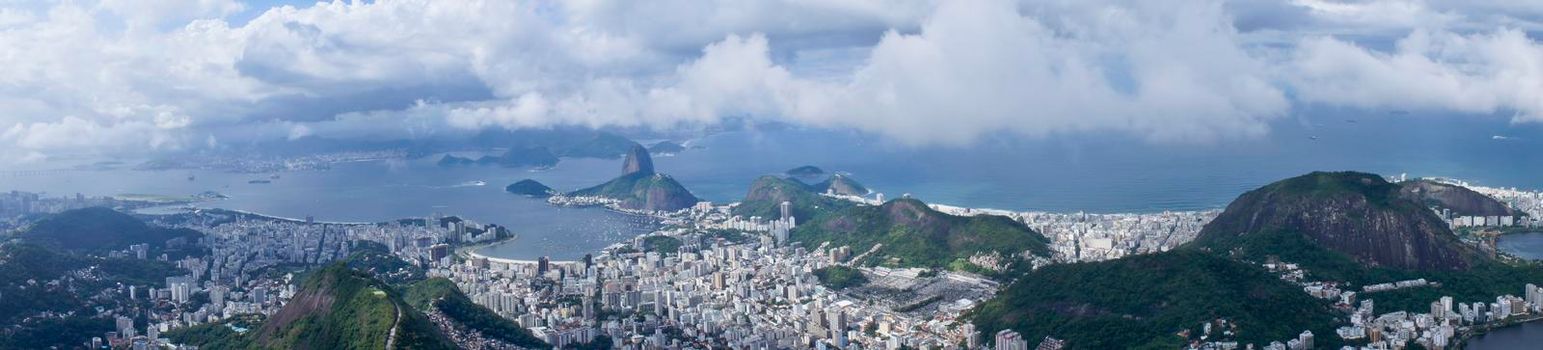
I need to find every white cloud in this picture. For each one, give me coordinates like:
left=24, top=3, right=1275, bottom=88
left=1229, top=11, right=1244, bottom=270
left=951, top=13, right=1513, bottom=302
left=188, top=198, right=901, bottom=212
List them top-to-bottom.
left=0, top=0, right=1539, bottom=163
left=787, top=0, right=1289, bottom=143
left=1289, top=28, right=1543, bottom=120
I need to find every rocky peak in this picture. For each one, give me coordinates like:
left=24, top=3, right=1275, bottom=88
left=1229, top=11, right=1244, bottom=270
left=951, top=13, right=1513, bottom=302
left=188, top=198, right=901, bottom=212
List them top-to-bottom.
left=621, top=143, right=654, bottom=176
left=1194, top=171, right=1483, bottom=271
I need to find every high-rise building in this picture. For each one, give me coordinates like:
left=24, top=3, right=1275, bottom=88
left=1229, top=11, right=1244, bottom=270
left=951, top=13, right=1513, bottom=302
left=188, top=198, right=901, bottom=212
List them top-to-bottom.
left=429, top=244, right=451, bottom=263
left=253, top=286, right=269, bottom=305
left=995, top=329, right=1027, bottom=350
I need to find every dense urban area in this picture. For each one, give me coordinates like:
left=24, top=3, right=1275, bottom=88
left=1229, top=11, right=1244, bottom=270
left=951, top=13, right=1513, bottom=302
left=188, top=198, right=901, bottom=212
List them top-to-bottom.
left=2, top=170, right=1542, bottom=350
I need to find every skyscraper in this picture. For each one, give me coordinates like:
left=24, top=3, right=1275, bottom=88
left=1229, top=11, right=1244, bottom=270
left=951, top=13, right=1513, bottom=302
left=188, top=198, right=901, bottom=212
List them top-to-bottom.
left=995, top=329, right=1027, bottom=350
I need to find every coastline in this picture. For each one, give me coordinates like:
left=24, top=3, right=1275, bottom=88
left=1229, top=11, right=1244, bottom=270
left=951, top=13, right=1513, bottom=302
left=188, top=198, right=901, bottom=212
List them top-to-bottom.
left=196, top=207, right=376, bottom=225
left=461, top=239, right=584, bottom=265
left=1456, top=314, right=1543, bottom=348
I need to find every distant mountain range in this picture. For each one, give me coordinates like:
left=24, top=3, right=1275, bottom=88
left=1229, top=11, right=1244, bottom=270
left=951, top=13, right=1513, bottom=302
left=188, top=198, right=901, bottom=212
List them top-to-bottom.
left=435, top=131, right=639, bottom=169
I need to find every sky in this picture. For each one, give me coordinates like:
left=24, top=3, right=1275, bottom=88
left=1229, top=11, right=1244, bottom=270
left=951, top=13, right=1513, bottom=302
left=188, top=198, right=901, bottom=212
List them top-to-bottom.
left=0, top=0, right=1540, bottom=164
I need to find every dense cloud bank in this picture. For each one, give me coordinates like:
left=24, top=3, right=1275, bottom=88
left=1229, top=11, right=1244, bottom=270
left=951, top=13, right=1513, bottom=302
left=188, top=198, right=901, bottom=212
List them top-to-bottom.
left=0, top=0, right=1540, bottom=162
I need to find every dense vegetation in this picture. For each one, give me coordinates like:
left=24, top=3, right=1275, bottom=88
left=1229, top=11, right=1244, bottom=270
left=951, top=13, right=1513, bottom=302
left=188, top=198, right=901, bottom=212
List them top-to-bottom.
left=505, top=179, right=555, bottom=197
left=792, top=198, right=1049, bottom=270
left=19, top=207, right=204, bottom=254
left=0, top=208, right=196, bottom=348
left=1195, top=228, right=1543, bottom=312
left=703, top=229, right=755, bottom=244
left=641, top=235, right=684, bottom=253
left=0, top=241, right=190, bottom=346
left=344, top=241, right=427, bottom=285
left=969, top=250, right=1341, bottom=349
left=813, top=266, right=869, bottom=290
left=402, top=278, right=549, bottom=348
left=0, top=316, right=114, bottom=349
left=163, top=316, right=264, bottom=349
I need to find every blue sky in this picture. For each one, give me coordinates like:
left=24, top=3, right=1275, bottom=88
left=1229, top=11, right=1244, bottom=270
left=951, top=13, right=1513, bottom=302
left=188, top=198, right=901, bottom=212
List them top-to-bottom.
left=0, top=0, right=1540, bottom=163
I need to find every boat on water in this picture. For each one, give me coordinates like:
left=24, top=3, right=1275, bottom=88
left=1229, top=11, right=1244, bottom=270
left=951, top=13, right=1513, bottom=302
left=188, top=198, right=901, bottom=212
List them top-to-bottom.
left=248, top=179, right=272, bottom=184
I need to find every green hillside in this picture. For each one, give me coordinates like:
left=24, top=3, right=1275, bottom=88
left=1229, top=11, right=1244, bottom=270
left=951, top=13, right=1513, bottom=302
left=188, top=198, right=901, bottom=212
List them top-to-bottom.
left=570, top=172, right=700, bottom=212
left=732, top=175, right=853, bottom=223
left=793, top=198, right=1049, bottom=270
left=19, top=207, right=204, bottom=254
left=0, top=243, right=188, bottom=348
left=969, top=250, right=1340, bottom=349
left=250, top=264, right=454, bottom=350
left=402, top=278, right=549, bottom=348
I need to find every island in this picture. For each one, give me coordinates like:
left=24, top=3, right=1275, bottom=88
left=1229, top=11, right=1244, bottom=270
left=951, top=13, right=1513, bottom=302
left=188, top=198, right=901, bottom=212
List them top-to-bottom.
left=564, top=144, right=700, bottom=212
left=504, top=179, right=555, bottom=197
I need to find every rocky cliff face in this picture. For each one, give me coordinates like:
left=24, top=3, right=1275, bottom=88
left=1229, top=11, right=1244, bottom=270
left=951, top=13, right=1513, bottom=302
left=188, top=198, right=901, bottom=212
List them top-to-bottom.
left=621, top=144, right=654, bottom=175
left=1195, top=171, right=1482, bottom=271
left=626, top=174, right=699, bottom=211
left=1398, top=180, right=1517, bottom=217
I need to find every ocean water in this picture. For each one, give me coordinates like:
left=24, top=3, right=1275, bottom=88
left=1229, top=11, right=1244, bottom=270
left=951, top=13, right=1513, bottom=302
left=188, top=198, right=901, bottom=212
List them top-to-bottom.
left=3, top=108, right=1541, bottom=260
left=1498, top=233, right=1543, bottom=261
left=1466, top=319, right=1543, bottom=350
